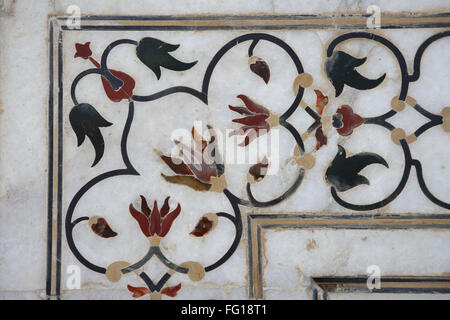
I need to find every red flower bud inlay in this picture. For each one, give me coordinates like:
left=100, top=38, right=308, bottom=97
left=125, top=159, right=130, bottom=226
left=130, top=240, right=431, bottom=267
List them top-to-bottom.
left=129, top=195, right=181, bottom=238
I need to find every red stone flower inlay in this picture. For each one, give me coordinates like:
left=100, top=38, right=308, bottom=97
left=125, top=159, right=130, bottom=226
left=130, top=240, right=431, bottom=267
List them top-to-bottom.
left=74, top=41, right=135, bottom=102
left=74, top=42, right=92, bottom=59
left=228, top=95, right=271, bottom=147
left=335, top=105, right=364, bottom=136
left=129, top=195, right=181, bottom=238
left=127, top=283, right=182, bottom=298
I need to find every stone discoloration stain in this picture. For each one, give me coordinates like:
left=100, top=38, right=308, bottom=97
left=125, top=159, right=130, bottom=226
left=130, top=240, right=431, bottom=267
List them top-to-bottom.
left=0, top=0, right=15, bottom=16
left=306, top=239, right=318, bottom=251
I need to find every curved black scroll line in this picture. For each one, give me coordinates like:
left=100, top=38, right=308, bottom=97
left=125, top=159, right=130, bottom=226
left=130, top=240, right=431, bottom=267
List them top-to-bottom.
left=409, top=30, right=450, bottom=82
left=67, top=31, right=450, bottom=282
left=327, top=31, right=450, bottom=211
left=328, top=31, right=450, bottom=133
left=406, top=31, right=449, bottom=138
left=95, top=32, right=309, bottom=207
left=129, top=32, right=306, bottom=106
left=327, top=32, right=409, bottom=100
left=327, top=32, right=408, bottom=132
left=403, top=32, right=449, bottom=209
left=68, top=33, right=308, bottom=280
left=74, top=33, right=308, bottom=156
left=100, top=39, right=138, bottom=90
left=71, top=68, right=103, bottom=105
left=245, top=85, right=307, bottom=207
left=65, top=100, right=243, bottom=277
left=66, top=101, right=138, bottom=273
left=413, top=104, right=444, bottom=138
left=363, top=110, right=397, bottom=131
left=412, top=160, right=450, bottom=210
left=246, top=168, right=306, bottom=208
left=67, top=180, right=242, bottom=283
left=121, top=188, right=243, bottom=279
left=124, top=189, right=242, bottom=276
left=205, top=189, right=242, bottom=272
left=120, top=246, right=188, bottom=275
left=139, top=271, right=171, bottom=293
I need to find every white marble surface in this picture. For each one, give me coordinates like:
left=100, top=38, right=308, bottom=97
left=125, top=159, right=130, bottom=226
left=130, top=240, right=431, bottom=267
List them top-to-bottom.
left=0, top=0, right=449, bottom=300
left=51, top=0, right=450, bottom=15
left=264, top=229, right=450, bottom=299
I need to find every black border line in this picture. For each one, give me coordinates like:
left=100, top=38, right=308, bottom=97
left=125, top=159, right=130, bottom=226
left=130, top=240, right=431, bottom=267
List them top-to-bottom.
left=54, top=12, right=450, bottom=21
left=54, top=14, right=357, bottom=21
left=46, top=19, right=54, bottom=299
left=60, top=23, right=450, bottom=32
left=55, top=29, right=63, bottom=300
left=249, top=213, right=450, bottom=220
left=247, top=214, right=254, bottom=298
left=313, top=276, right=450, bottom=297
left=315, top=276, right=450, bottom=283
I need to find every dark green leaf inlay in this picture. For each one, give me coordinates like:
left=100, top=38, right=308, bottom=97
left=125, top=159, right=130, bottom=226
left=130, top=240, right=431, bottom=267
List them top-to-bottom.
left=136, top=37, right=197, bottom=80
left=325, top=51, right=386, bottom=97
left=325, top=145, right=389, bottom=192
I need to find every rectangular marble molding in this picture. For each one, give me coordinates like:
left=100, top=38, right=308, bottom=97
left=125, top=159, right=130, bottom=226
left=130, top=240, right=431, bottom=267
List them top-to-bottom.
left=33, top=12, right=450, bottom=300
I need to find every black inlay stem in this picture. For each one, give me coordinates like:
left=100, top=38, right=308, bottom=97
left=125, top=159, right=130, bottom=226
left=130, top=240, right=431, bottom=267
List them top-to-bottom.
left=100, top=39, right=138, bottom=90
left=65, top=102, right=139, bottom=273
left=204, top=189, right=243, bottom=272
